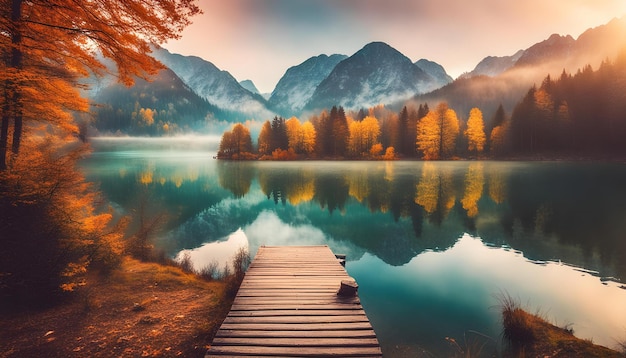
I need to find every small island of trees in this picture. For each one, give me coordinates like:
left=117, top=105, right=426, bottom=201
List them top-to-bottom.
left=217, top=103, right=494, bottom=161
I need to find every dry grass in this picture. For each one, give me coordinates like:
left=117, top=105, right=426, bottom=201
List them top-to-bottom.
left=0, top=257, right=231, bottom=357
left=497, top=292, right=624, bottom=358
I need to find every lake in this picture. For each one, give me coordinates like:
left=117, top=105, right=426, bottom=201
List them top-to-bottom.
left=82, top=136, right=626, bottom=357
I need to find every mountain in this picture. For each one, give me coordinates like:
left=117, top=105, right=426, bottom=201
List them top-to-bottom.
left=411, top=16, right=626, bottom=126
left=464, top=17, right=626, bottom=81
left=514, top=33, right=576, bottom=68
left=305, top=42, right=442, bottom=111
left=152, top=47, right=274, bottom=119
left=465, top=50, right=524, bottom=77
left=268, top=54, right=347, bottom=117
left=414, top=59, right=453, bottom=87
left=92, top=68, right=224, bottom=135
left=239, top=80, right=260, bottom=94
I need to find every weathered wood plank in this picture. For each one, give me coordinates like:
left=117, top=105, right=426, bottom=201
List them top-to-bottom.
left=207, top=246, right=380, bottom=357
left=232, top=298, right=360, bottom=306
left=229, top=303, right=362, bottom=311
left=227, top=309, right=366, bottom=317
left=223, top=314, right=371, bottom=324
left=214, top=329, right=377, bottom=339
left=212, top=337, right=380, bottom=347
left=207, top=345, right=382, bottom=357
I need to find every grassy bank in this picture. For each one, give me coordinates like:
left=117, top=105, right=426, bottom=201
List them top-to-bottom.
left=0, top=257, right=232, bottom=357
left=501, top=294, right=624, bottom=358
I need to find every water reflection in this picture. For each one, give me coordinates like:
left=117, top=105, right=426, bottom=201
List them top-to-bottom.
left=213, top=160, right=626, bottom=282
left=175, top=229, right=249, bottom=272
left=349, top=234, right=626, bottom=356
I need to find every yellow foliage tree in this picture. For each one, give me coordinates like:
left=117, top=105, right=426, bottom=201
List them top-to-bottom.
left=416, top=103, right=459, bottom=160
left=465, top=108, right=486, bottom=154
left=349, top=116, right=381, bottom=157
left=285, top=117, right=302, bottom=152
left=300, top=121, right=317, bottom=155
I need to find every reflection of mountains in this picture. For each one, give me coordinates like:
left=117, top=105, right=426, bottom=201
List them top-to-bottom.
left=216, top=161, right=626, bottom=279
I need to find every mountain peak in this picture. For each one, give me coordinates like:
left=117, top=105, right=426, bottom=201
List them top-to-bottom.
left=305, top=42, right=442, bottom=111
left=153, top=47, right=273, bottom=119
left=268, top=53, right=347, bottom=117
left=415, top=59, right=453, bottom=85
left=239, top=79, right=260, bottom=94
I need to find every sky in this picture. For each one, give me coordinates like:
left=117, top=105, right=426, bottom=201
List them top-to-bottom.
left=164, top=0, right=626, bottom=94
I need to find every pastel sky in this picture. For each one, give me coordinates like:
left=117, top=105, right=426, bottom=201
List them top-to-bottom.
left=164, top=0, right=626, bottom=93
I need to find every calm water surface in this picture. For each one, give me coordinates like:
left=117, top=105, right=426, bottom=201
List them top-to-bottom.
left=82, top=137, right=626, bottom=357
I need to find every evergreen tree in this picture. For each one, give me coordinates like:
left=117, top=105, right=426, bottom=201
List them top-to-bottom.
left=398, top=106, right=411, bottom=156
left=271, top=116, right=288, bottom=152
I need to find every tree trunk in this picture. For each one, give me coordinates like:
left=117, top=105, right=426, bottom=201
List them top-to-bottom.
left=10, top=0, right=23, bottom=156
left=0, top=102, right=9, bottom=170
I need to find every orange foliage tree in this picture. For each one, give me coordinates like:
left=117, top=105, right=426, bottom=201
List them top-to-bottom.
left=0, top=0, right=201, bottom=169
left=0, top=0, right=200, bottom=301
left=217, top=123, right=254, bottom=159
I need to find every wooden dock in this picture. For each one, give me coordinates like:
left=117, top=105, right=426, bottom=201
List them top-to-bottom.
left=206, top=245, right=381, bottom=357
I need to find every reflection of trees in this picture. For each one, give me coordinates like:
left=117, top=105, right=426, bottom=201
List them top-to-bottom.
left=217, top=161, right=254, bottom=198
left=415, top=163, right=456, bottom=225
left=461, top=163, right=484, bottom=217
left=502, top=164, right=626, bottom=281
left=487, top=165, right=507, bottom=204
left=258, top=167, right=316, bottom=205
left=258, top=169, right=287, bottom=205
left=285, top=170, right=315, bottom=205
left=347, top=170, right=370, bottom=203
left=314, top=173, right=350, bottom=214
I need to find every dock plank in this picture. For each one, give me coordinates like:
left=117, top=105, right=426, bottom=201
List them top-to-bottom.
left=206, top=245, right=381, bottom=357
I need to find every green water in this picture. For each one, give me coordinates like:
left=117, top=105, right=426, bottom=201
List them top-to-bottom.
left=83, top=137, right=626, bottom=357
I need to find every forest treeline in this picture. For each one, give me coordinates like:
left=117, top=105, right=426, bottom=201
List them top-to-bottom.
left=218, top=51, right=626, bottom=160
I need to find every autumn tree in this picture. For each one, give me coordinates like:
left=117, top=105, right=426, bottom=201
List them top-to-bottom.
left=0, top=0, right=201, bottom=169
left=0, top=0, right=200, bottom=302
left=416, top=103, right=460, bottom=160
left=465, top=108, right=486, bottom=154
left=348, top=115, right=380, bottom=157
left=284, top=117, right=316, bottom=155
left=285, top=117, right=302, bottom=152
left=257, top=120, right=272, bottom=155
left=300, top=121, right=317, bottom=155
left=217, top=123, right=253, bottom=159
left=489, top=123, right=509, bottom=156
